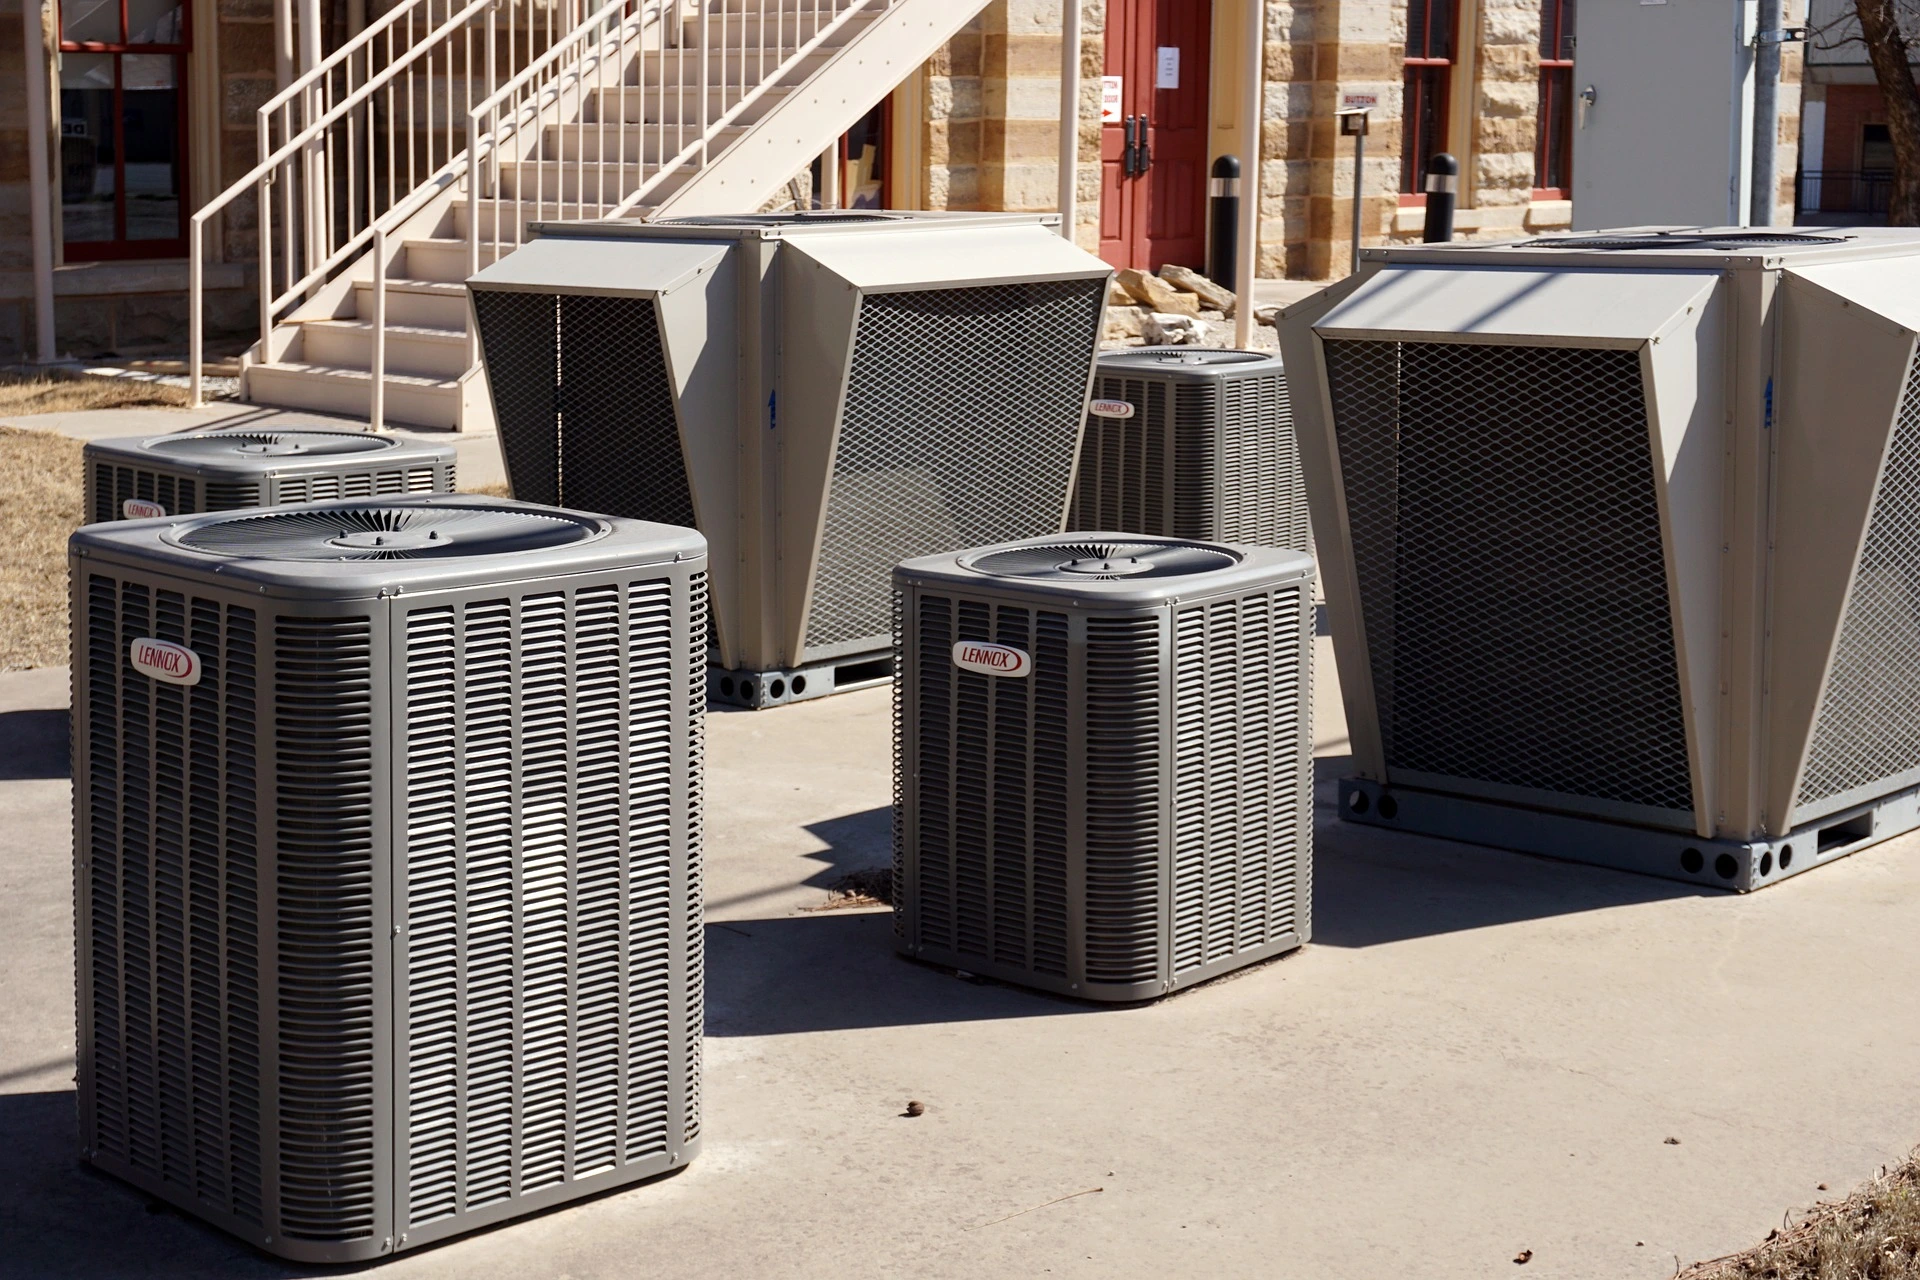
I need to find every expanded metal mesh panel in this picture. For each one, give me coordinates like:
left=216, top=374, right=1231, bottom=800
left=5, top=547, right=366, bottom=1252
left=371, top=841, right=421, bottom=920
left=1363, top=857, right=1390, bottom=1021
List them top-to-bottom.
left=806, top=280, right=1103, bottom=651
left=472, top=291, right=695, bottom=529
left=1324, top=339, right=1694, bottom=815
left=1797, top=351, right=1920, bottom=810
left=1068, top=369, right=1305, bottom=551
left=1070, top=376, right=1168, bottom=534
left=88, top=464, right=200, bottom=521
left=79, top=576, right=263, bottom=1226
left=398, top=578, right=692, bottom=1230
left=1169, top=588, right=1308, bottom=976
left=901, top=595, right=1072, bottom=973
left=272, top=614, right=378, bottom=1245
left=1082, top=615, right=1162, bottom=987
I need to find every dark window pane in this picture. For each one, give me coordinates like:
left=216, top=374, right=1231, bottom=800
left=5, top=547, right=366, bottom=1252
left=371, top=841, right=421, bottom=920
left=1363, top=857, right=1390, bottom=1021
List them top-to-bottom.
left=61, top=0, right=120, bottom=44
left=60, top=52, right=116, bottom=245
left=122, top=54, right=181, bottom=240
left=1401, top=65, right=1451, bottom=193
left=1534, top=68, right=1573, bottom=191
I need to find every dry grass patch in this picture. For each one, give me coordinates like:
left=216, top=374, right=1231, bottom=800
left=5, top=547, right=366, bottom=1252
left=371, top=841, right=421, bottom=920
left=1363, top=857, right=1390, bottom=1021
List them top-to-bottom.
left=0, top=370, right=190, bottom=416
left=0, top=426, right=86, bottom=670
left=1682, top=1154, right=1920, bottom=1279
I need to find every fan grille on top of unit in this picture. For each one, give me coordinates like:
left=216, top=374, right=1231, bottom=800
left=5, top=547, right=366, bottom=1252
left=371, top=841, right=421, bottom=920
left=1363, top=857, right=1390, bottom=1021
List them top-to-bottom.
left=658, top=212, right=901, bottom=226
left=1517, top=232, right=1847, bottom=251
left=1129, top=348, right=1271, bottom=366
left=149, top=430, right=394, bottom=459
left=176, top=505, right=599, bottom=560
left=966, top=540, right=1241, bottom=581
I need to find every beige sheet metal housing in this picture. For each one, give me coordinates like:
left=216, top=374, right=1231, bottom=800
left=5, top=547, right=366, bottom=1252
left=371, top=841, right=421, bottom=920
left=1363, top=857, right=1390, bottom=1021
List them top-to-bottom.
left=1279, top=228, right=1920, bottom=886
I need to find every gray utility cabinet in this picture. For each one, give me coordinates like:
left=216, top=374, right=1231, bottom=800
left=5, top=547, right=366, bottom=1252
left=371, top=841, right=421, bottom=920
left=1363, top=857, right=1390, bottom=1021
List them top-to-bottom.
left=467, top=211, right=1112, bottom=708
left=1279, top=227, right=1920, bottom=890
left=1071, top=348, right=1308, bottom=554
left=83, top=429, right=455, bottom=521
left=71, top=496, right=707, bottom=1262
left=893, top=534, right=1316, bottom=1001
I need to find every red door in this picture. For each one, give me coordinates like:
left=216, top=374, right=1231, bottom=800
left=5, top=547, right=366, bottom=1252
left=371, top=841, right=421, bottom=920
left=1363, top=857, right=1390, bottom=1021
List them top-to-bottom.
left=1098, top=0, right=1212, bottom=271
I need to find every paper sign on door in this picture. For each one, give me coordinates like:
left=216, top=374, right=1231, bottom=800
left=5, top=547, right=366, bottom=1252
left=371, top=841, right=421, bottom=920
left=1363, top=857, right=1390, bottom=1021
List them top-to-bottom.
left=1155, top=47, right=1179, bottom=90
left=1101, top=76, right=1123, bottom=123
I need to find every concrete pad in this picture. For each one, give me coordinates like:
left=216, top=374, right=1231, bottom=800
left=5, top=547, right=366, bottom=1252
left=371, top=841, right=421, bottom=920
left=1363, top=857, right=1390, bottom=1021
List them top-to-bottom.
left=1, top=401, right=509, bottom=491
left=1, top=652, right=1917, bottom=1279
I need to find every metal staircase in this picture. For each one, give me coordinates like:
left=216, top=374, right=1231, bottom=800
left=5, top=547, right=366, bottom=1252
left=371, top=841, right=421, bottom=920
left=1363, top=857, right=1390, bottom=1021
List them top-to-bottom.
left=190, top=0, right=987, bottom=430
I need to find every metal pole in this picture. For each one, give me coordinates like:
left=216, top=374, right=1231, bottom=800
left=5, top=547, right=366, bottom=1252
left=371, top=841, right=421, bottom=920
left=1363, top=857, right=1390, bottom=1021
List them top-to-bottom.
left=21, top=0, right=55, bottom=362
left=1057, top=0, right=1080, bottom=240
left=1231, top=0, right=1260, bottom=350
left=1750, top=0, right=1784, bottom=226
left=1350, top=128, right=1364, bottom=276
left=1422, top=152, right=1457, bottom=241
left=1208, top=155, right=1240, bottom=286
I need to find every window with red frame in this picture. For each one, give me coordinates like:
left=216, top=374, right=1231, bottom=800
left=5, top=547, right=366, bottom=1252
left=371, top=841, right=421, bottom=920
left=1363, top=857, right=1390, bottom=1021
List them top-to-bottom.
left=1401, top=0, right=1455, bottom=200
left=1534, top=0, right=1576, bottom=197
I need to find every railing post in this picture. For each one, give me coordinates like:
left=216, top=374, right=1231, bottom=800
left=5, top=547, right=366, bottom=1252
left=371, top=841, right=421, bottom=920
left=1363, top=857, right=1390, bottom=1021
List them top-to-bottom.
left=190, top=221, right=205, bottom=406
left=371, top=224, right=388, bottom=432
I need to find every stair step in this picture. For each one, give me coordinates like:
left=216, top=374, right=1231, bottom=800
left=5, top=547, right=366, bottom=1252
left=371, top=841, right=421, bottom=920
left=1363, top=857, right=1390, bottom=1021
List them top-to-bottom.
left=679, top=9, right=845, bottom=44
left=634, top=43, right=834, bottom=78
left=589, top=82, right=793, bottom=126
left=543, top=122, right=747, bottom=163
left=494, top=161, right=693, bottom=203
left=452, top=200, right=625, bottom=240
left=402, top=235, right=514, bottom=283
left=352, top=277, right=471, bottom=329
left=303, top=318, right=472, bottom=380
left=247, top=361, right=461, bottom=430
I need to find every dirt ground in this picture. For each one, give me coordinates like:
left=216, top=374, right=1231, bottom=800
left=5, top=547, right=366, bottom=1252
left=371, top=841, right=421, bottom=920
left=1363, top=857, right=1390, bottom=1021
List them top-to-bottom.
left=0, top=426, right=85, bottom=670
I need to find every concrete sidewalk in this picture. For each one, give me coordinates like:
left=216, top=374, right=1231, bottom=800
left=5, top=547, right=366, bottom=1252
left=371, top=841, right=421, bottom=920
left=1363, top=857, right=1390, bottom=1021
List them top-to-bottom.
left=2, top=643, right=1917, bottom=1279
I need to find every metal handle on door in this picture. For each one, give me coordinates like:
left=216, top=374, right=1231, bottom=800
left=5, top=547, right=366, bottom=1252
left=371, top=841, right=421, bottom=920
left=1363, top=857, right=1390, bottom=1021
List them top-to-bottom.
left=1122, top=115, right=1139, bottom=176
left=1139, top=115, right=1153, bottom=174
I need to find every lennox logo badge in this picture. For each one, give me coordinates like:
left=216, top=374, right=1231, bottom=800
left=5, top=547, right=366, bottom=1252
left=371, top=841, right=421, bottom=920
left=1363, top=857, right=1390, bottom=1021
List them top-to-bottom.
left=1089, top=398, right=1135, bottom=420
left=122, top=498, right=167, bottom=519
left=129, top=638, right=201, bottom=687
left=952, top=641, right=1031, bottom=678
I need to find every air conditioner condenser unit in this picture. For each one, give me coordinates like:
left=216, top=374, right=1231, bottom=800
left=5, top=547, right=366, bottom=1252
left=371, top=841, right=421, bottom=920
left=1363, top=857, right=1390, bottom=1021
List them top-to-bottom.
left=467, top=211, right=1112, bottom=708
left=1279, top=226, right=1920, bottom=890
left=1071, top=348, right=1308, bottom=553
left=83, top=428, right=456, bottom=520
left=72, top=496, right=707, bottom=1261
left=893, top=534, right=1316, bottom=1000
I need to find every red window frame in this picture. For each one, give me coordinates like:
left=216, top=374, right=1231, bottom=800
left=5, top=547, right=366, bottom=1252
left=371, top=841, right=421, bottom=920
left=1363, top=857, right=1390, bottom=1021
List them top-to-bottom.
left=57, top=0, right=192, bottom=260
left=1400, top=0, right=1455, bottom=204
left=1533, top=0, right=1575, bottom=198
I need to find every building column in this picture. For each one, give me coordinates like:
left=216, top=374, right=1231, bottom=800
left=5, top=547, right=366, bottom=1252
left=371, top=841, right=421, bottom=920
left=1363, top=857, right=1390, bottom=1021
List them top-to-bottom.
left=22, top=0, right=56, bottom=361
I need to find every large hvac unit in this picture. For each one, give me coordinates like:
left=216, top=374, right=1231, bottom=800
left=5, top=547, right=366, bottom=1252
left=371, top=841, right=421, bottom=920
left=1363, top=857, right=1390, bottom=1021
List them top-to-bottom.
left=467, top=211, right=1111, bottom=708
left=1279, top=226, right=1920, bottom=891
left=1070, top=348, right=1308, bottom=552
left=83, top=429, right=456, bottom=521
left=72, top=496, right=706, bottom=1262
left=892, top=534, right=1316, bottom=1000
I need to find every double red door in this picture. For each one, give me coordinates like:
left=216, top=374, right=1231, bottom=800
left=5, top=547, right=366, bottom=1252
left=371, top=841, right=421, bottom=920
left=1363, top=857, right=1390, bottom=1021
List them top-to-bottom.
left=1099, top=0, right=1212, bottom=272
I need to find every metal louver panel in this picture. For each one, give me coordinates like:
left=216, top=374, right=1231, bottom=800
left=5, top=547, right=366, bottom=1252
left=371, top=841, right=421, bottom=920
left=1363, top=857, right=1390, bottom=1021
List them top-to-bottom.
left=806, top=280, right=1103, bottom=653
left=472, top=291, right=695, bottom=529
left=1323, top=339, right=1694, bottom=819
left=1796, top=350, right=1920, bottom=815
left=1217, top=373, right=1306, bottom=551
left=1071, top=376, right=1168, bottom=534
left=1171, top=380, right=1217, bottom=538
left=90, top=465, right=201, bottom=521
left=204, top=481, right=262, bottom=509
left=683, top=570, right=706, bottom=1145
left=79, top=576, right=263, bottom=1225
left=399, top=578, right=690, bottom=1232
left=1170, top=588, right=1307, bottom=975
left=272, top=614, right=379, bottom=1245
left=1081, top=615, right=1162, bottom=987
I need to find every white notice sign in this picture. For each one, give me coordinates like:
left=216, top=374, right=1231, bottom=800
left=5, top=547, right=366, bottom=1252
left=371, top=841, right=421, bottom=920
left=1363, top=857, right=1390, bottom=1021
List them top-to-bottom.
left=1156, top=47, right=1180, bottom=90
left=1101, top=75, right=1123, bottom=122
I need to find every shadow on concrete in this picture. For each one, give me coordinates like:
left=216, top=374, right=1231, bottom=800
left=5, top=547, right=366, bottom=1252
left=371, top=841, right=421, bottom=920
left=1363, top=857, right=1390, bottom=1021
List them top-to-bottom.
left=0, top=709, right=69, bottom=781
left=1308, top=755, right=1708, bottom=948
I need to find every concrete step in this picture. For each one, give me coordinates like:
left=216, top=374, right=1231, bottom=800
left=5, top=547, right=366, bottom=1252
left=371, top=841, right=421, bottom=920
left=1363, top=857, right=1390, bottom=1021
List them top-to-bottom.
left=679, top=9, right=852, bottom=45
left=633, top=42, right=833, bottom=81
left=588, top=82, right=793, bottom=126
left=542, top=121, right=747, bottom=163
left=494, top=160, right=693, bottom=203
left=451, top=199, right=625, bottom=240
left=402, top=235, right=515, bottom=283
left=352, top=277, right=470, bottom=330
left=301, top=318, right=472, bottom=380
left=247, top=360, right=461, bottom=430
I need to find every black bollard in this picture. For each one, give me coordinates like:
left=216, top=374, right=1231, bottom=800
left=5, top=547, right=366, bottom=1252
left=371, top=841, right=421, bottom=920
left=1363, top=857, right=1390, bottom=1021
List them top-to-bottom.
left=1423, top=153, right=1458, bottom=243
left=1208, top=155, right=1241, bottom=288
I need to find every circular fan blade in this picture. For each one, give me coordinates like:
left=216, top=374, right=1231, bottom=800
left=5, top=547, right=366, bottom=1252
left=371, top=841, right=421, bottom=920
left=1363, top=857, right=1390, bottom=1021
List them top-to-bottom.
left=149, top=430, right=394, bottom=461
left=177, top=504, right=598, bottom=560
left=966, top=539, right=1241, bottom=581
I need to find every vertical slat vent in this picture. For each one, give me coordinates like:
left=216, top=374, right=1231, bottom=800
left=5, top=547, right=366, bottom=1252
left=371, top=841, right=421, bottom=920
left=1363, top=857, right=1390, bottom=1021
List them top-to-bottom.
left=808, top=280, right=1104, bottom=652
left=471, top=291, right=694, bottom=530
left=1323, top=339, right=1693, bottom=815
left=1797, top=350, right=1920, bottom=811
left=1217, top=372, right=1307, bottom=552
left=1071, top=376, right=1168, bottom=534
left=1170, top=379, right=1218, bottom=538
left=90, top=466, right=200, bottom=519
left=682, top=571, right=706, bottom=1145
left=81, top=576, right=263, bottom=1225
left=401, top=578, right=689, bottom=1231
left=1170, top=588, right=1307, bottom=975
left=908, top=595, right=955, bottom=951
left=272, top=615, right=378, bottom=1244
left=1082, top=615, right=1163, bottom=986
